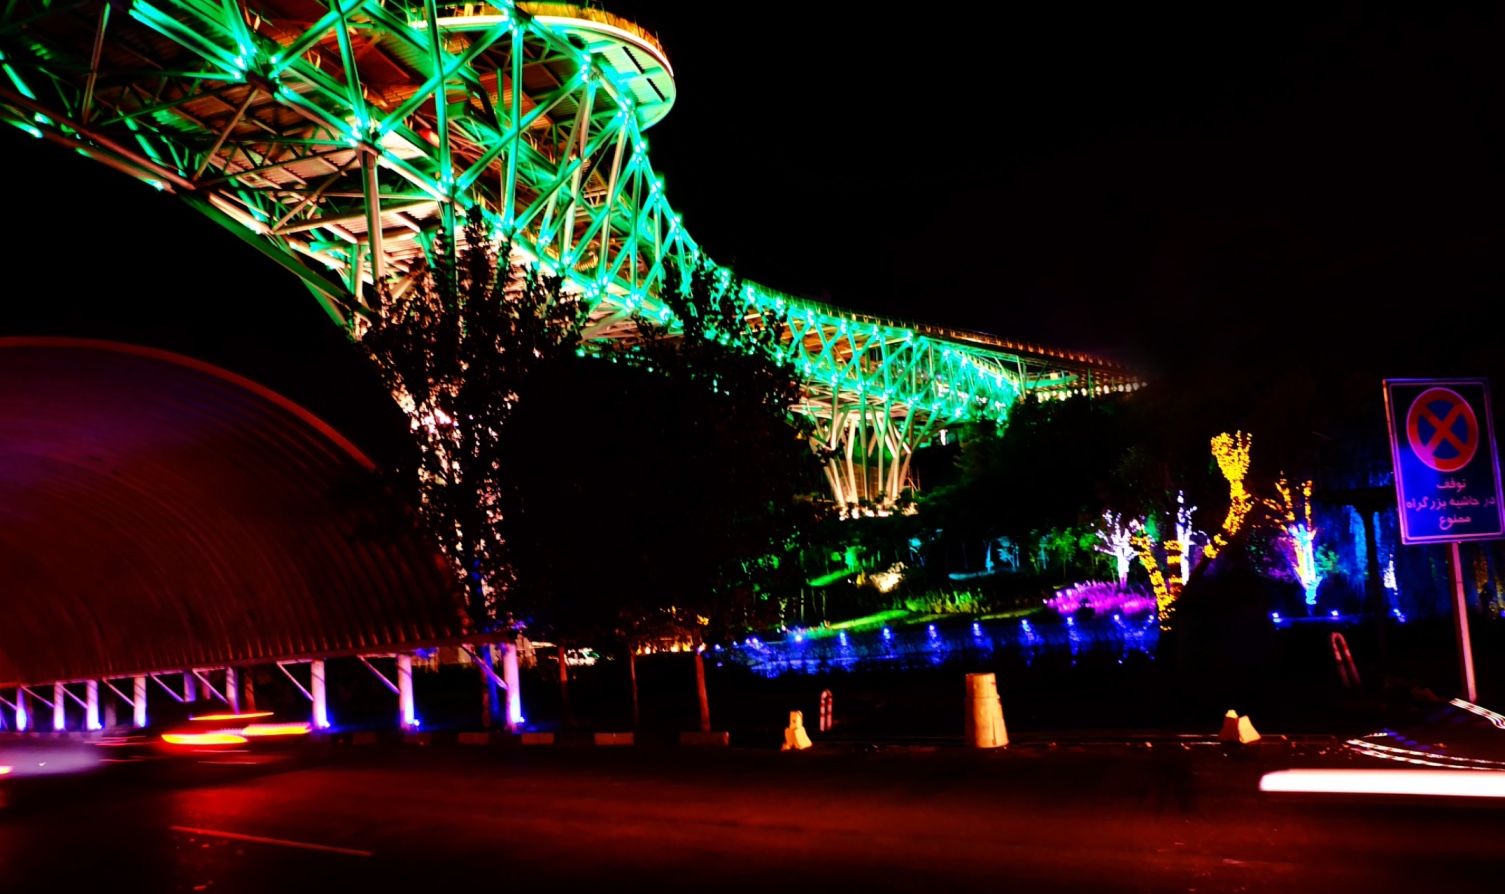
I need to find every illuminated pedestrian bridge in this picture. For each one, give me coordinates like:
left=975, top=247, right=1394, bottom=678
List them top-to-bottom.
left=0, top=1, right=1137, bottom=508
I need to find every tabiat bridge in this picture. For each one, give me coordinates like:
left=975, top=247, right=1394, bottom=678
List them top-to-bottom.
left=0, top=0, right=1138, bottom=510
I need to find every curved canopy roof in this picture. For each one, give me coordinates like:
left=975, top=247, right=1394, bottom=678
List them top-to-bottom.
left=0, top=339, right=464, bottom=686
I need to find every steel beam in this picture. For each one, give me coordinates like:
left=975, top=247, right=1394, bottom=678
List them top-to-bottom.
left=275, top=660, right=315, bottom=702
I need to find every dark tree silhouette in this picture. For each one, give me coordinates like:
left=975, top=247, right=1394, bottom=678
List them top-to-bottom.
left=354, top=208, right=585, bottom=629
left=502, top=258, right=824, bottom=732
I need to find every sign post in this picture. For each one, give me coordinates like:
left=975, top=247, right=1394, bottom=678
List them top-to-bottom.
left=1383, top=378, right=1505, bottom=702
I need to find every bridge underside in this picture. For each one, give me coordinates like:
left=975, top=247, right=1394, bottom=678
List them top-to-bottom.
left=0, top=0, right=1138, bottom=512
left=0, top=338, right=465, bottom=687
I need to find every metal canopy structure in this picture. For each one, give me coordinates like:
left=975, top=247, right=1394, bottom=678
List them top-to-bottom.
left=0, top=0, right=1139, bottom=510
left=0, top=338, right=465, bottom=688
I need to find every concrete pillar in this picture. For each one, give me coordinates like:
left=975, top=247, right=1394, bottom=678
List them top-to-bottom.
left=501, top=642, right=523, bottom=732
left=397, top=654, right=416, bottom=730
left=311, top=659, right=329, bottom=729
left=225, top=667, right=240, bottom=713
left=183, top=670, right=195, bottom=702
left=243, top=672, right=257, bottom=712
left=133, top=676, right=147, bottom=728
left=85, top=680, right=100, bottom=731
left=52, top=683, right=65, bottom=731
left=15, top=688, right=27, bottom=731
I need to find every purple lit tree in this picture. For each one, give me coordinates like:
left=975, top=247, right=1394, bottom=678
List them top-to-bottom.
left=1266, top=476, right=1321, bottom=609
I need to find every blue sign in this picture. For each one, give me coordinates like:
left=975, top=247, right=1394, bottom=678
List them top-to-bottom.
left=1384, top=378, right=1505, bottom=544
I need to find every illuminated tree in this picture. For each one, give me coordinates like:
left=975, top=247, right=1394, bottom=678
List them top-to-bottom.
left=355, top=208, right=585, bottom=628
left=1204, top=431, right=1253, bottom=559
left=1267, top=476, right=1320, bottom=608
left=1174, top=490, right=1198, bottom=584
left=1094, top=511, right=1138, bottom=586
left=1130, top=528, right=1176, bottom=626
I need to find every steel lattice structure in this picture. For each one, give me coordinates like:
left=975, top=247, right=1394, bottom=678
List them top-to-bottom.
left=0, top=0, right=1138, bottom=509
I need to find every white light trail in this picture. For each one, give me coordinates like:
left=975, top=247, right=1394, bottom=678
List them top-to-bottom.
left=1450, top=698, right=1505, bottom=730
left=1260, top=769, right=1505, bottom=798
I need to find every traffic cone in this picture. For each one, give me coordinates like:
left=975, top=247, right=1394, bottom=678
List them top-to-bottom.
left=1218, top=709, right=1261, bottom=745
left=782, top=710, right=813, bottom=751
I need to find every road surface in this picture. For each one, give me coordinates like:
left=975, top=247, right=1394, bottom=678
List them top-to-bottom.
left=3, top=743, right=1502, bottom=892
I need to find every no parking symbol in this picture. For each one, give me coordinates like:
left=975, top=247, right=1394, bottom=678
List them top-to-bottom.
left=1385, top=378, right=1505, bottom=544
left=1406, top=387, right=1479, bottom=473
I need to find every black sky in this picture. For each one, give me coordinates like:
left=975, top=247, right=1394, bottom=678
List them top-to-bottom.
left=616, top=2, right=1505, bottom=372
left=6, top=3, right=1505, bottom=454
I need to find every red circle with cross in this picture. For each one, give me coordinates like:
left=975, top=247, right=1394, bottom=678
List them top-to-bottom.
left=1406, top=387, right=1479, bottom=473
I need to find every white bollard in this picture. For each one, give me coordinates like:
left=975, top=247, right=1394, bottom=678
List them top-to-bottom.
left=964, top=673, right=1008, bottom=748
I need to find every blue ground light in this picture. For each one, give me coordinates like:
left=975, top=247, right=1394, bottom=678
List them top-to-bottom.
left=732, top=613, right=1160, bottom=677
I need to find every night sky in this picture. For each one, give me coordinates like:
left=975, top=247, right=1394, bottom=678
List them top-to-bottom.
left=6, top=3, right=1505, bottom=456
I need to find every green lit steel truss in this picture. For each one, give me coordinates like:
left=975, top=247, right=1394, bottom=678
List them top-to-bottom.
left=0, top=0, right=1136, bottom=510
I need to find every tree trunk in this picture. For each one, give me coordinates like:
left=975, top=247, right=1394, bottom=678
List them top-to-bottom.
left=1361, top=508, right=1387, bottom=667
left=1486, top=544, right=1502, bottom=616
left=484, top=643, right=501, bottom=726
left=557, top=643, right=573, bottom=727
left=628, top=646, right=640, bottom=730
left=693, top=649, right=710, bottom=733
left=480, top=676, right=493, bottom=729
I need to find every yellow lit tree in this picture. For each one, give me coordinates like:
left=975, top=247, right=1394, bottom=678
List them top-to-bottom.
left=1204, top=431, right=1253, bottom=559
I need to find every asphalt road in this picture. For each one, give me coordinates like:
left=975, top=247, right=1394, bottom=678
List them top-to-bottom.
left=3, top=743, right=1503, bottom=893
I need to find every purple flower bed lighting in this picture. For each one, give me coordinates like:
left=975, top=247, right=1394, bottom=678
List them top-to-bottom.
left=1046, top=581, right=1156, bottom=618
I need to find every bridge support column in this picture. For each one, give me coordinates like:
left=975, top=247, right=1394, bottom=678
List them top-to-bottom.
left=810, top=406, right=934, bottom=517
left=501, top=643, right=522, bottom=732
left=397, top=654, right=416, bottom=731
left=310, top=660, right=329, bottom=729
left=224, top=667, right=240, bottom=713
left=183, top=670, right=195, bottom=703
left=133, top=676, right=147, bottom=728
left=85, top=680, right=100, bottom=731
left=53, top=683, right=65, bottom=731
left=15, top=688, right=28, bottom=731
